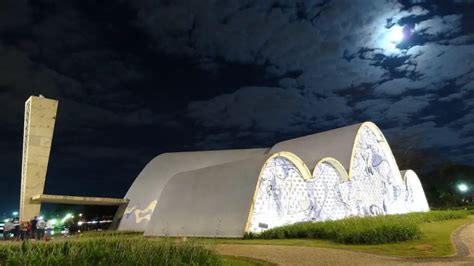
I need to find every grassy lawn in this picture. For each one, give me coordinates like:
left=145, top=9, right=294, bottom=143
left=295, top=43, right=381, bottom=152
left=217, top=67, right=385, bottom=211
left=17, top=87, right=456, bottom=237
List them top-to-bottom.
left=1, top=213, right=469, bottom=264
left=204, top=217, right=473, bottom=257
left=0, top=235, right=261, bottom=265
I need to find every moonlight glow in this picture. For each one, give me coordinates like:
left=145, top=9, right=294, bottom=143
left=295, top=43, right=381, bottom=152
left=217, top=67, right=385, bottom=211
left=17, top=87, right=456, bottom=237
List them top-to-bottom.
left=376, top=24, right=406, bottom=55
left=388, top=25, right=404, bottom=43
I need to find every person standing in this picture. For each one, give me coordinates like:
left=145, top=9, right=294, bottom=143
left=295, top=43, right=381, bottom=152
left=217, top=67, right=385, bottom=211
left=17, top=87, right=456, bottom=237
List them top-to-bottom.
left=31, top=216, right=38, bottom=240
left=13, top=218, right=20, bottom=241
left=36, top=218, right=46, bottom=240
left=3, top=219, right=14, bottom=240
left=46, top=219, right=53, bottom=238
left=27, top=221, right=32, bottom=240
left=20, top=222, right=29, bottom=241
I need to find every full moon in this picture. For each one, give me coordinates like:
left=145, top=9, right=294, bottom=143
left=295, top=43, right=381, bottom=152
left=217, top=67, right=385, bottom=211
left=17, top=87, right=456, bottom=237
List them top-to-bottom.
left=376, top=24, right=406, bottom=54
left=388, top=25, right=404, bottom=43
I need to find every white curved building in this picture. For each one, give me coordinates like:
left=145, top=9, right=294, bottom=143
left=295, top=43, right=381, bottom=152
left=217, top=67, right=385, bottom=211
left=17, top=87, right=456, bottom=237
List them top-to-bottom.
left=117, top=122, right=429, bottom=237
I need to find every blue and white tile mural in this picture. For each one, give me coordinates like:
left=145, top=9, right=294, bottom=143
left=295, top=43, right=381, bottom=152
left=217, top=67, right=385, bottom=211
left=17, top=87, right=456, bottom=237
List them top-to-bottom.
left=248, top=125, right=429, bottom=233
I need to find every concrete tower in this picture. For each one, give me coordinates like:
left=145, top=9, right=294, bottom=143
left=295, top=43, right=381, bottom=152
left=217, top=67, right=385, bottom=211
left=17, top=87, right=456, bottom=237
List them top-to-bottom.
left=20, top=95, right=58, bottom=221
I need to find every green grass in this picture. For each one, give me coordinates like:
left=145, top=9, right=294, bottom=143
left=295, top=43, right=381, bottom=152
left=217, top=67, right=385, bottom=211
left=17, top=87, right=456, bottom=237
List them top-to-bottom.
left=1, top=211, right=468, bottom=264
left=245, top=211, right=469, bottom=245
left=206, top=215, right=473, bottom=257
left=0, top=233, right=267, bottom=265
left=0, top=236, right=219, bottom=265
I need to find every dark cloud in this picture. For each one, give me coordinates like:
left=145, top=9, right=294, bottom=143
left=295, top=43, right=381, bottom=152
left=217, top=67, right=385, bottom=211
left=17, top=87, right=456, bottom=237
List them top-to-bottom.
left=0, top=0, right=473, bottom=212
left=133, top=0, right=474, bottom=155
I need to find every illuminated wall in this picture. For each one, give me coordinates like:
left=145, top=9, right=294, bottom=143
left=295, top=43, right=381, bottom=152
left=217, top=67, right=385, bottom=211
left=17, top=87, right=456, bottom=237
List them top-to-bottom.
left=121, top=122, right=430, bottom=237
left=248, top=125, right=429, bottom=233
left=349, top=125, right=406, bottom=216
left=403, top=170, right=430, bottom=212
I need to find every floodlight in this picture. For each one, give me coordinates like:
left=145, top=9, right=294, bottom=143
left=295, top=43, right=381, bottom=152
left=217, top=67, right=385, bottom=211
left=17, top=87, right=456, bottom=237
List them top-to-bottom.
left=458, top=183, right=469, bottom=193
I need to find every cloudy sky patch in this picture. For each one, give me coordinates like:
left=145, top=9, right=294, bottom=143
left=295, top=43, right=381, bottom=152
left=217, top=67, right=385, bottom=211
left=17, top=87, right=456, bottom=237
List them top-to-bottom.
left=0, top=0, right=473, bottom=211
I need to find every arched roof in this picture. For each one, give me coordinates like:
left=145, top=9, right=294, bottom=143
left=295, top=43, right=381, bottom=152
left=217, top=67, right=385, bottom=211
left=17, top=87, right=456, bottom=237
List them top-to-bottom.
left=120, top=121, right=409, bottom=236
left=269, top=121, right=401, bottom=181
left=269, top=123, right=364, bottom=169
left=118, top=148, right=268, bottom=231
left=243, top=152, right=350, bottom=232
left=144, top=154, right=268, bottom=237
left=313, top=157, right=350, bottom=181
left=400, top=169, right=430, bottom=212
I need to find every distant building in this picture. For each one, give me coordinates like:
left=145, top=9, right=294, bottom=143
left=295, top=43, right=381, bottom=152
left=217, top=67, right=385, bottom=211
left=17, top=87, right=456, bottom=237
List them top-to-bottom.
left=118, top=122, right=429, bottom=237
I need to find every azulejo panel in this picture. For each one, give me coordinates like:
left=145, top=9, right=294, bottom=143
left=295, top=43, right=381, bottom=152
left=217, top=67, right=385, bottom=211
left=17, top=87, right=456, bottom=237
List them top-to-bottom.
left=248, top=125, right=430, bottom=233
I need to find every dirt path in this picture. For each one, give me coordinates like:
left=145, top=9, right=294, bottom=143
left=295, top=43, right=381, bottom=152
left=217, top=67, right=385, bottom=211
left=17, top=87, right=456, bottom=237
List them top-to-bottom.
left=214, top=223, right=474, bottom=265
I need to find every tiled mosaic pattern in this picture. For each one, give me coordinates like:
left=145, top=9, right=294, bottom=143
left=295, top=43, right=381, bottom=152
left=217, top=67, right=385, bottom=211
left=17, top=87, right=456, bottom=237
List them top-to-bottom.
left=248, top=126, right=429, bottom=233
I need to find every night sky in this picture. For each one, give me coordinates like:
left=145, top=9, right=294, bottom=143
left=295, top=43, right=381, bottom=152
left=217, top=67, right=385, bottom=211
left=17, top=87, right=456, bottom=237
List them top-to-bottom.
left=1, top=0, right=474, bottom=213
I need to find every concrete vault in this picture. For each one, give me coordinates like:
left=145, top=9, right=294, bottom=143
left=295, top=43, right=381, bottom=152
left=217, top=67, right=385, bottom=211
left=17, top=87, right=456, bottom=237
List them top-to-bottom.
left=118, top=122, right=430, bottom=237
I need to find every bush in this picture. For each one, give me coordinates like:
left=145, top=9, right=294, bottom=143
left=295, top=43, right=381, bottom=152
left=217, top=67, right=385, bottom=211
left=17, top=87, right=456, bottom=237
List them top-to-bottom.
left=250, top=210, right=469, bottom=244
left=401, top=210, right=468, bottom=223
left=257, top=216, right=421, bottom=244
left=0, top=236, right=221, bottom=265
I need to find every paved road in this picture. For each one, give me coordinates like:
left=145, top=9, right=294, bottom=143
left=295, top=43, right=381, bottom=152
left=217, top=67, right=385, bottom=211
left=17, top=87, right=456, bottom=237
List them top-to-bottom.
left=214, top=222, right=474, bottom=265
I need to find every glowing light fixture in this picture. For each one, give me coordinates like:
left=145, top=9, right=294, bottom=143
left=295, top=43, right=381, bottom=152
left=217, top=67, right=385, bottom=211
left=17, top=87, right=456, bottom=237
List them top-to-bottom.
left=458, top=183, right=469, bottom=193
left=12, top=211, right=18, bottom=216
left=61, top=213, right=73, bottom=223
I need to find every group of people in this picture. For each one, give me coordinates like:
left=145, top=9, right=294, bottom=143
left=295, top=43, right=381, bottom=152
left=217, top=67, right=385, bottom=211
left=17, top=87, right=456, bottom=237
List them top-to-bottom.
left=3, top=216, right=48, bottom=241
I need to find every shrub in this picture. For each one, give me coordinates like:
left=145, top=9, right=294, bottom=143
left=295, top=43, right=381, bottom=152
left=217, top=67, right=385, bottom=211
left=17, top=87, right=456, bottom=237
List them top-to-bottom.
left=250, top=210, right=469, bottom=244
left=401, top=210, right=469, bottom=223
left=256, top=216, right=421, bottom=244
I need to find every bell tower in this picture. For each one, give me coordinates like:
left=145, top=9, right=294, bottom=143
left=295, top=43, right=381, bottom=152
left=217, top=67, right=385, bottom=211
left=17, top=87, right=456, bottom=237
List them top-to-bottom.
left=19, top=95, right=58, bottom=221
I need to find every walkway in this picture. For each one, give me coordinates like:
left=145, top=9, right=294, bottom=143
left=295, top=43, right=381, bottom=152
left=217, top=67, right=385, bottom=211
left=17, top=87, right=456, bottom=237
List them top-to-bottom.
left=214, top=222, right=474, bottom=265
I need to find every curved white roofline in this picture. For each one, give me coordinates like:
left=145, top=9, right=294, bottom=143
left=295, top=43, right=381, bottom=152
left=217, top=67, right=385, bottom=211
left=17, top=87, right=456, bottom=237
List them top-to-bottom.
left=120, top=121, right=428, bottom=237
left=269, top=122, right=403, bottom=182
left=349, top=122, right=402, bottom=182
left=119, top=148, right=268, bottom=231
left=313, top=157, right=350, bottom=181
left=401, top=169, right=430, bottom=212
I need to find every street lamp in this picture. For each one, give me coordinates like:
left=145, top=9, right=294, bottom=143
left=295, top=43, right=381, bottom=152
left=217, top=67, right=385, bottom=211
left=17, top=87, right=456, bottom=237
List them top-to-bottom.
left=458, top=183, right=469, bottom=193
left=12, top=211, right=18, bottom=216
